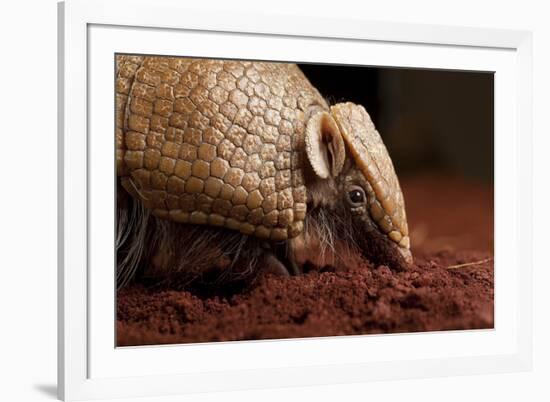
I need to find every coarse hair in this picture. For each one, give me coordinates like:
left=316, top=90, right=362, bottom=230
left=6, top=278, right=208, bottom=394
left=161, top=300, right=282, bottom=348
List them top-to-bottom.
left=116, top=186, right=360, bottom=289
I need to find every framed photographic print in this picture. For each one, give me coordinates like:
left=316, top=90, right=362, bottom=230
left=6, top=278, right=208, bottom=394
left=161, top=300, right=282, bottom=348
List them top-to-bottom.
left=58, top=0, right=533, bottom=400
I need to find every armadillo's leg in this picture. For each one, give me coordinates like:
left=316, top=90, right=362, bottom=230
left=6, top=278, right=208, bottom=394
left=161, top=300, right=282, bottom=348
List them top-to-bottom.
left=285, top=237, right=303, bottom=275
left=266, top=241, right=302, bottom=276
left=286, top=245, right=302, bottom=275
left=261, top=252, right=290, bottom=276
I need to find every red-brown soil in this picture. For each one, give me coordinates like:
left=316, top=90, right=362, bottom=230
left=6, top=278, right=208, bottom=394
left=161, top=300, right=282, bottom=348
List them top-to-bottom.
left=117, top=174, right=494, bottom=346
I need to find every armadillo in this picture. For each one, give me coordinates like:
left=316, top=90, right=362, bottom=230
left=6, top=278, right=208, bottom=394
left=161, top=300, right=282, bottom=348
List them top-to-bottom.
left=116, top=55, right=412, bottom=287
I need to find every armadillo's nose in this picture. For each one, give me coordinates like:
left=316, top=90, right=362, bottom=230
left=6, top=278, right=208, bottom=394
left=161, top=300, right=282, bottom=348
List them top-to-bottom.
left=356, top=228, right=413, bottom=271
left=397, top=245, right=413, bottom=266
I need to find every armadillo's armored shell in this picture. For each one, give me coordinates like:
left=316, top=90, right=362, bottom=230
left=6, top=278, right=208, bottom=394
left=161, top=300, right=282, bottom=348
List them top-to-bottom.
left=116, top=55, right=328, bottom=241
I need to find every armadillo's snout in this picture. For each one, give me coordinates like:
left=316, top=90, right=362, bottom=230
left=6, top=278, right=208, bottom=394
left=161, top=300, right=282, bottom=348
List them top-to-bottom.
left=356, top=229, right=413, bottom=271
left=388, top=231, right=413, bottom=267
left=397, top=244, right=413, bottom=266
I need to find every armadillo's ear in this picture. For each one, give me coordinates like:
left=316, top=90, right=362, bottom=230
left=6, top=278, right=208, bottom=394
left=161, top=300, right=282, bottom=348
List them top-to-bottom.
left=305, top=111, right=346, bottom=179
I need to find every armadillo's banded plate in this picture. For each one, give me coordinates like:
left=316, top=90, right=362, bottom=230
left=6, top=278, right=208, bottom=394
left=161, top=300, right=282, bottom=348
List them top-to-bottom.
left=116, top=55, right=327, bottom=241
left=331, top=103, right=410, bottom=248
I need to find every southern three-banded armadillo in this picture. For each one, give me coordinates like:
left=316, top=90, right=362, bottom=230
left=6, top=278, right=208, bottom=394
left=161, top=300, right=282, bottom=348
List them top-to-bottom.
left=116, top=55, right=412, bottom=287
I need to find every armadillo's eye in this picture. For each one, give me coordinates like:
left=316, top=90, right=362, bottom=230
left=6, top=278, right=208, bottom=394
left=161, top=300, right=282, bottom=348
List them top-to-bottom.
left=347, top=188, right=365, bottom=205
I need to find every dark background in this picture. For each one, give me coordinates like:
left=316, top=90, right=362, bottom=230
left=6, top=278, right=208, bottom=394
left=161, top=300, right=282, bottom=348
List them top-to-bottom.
left=299, top=64, right=494, bottom=182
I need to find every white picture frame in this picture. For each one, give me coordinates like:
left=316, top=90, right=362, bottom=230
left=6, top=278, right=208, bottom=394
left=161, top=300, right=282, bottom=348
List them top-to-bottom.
left=58, top=0, right=533, bottom=400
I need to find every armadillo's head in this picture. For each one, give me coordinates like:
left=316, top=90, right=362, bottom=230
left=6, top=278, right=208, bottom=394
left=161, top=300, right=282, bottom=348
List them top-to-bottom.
left=305, top=102, right=412, bottom=270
